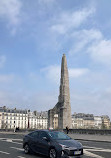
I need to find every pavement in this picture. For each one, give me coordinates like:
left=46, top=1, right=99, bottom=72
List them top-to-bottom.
left=0, top=132, right=110, bottom=158
left=68, top=133, right=111, bottom=142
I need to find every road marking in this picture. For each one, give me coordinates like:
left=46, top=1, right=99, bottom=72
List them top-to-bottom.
left=0, top=138, right=22, bottom=141
left=0, top=139, right=22, bottom=145
left=6, top=139, right=13, bottom=142
left=9, top=141, right=22, bottom=145
left=84, top=145, right=111, bottom=151
left=84, top=146, right=111, bottom=158
left=10, top=147, right=24, bottom=151
left=86, top=148, right=111, bottom=152
left=84, top=149, right=104, bottom=158
left=0, top=150, right=10, bottom=154
left=18, top=156, right=26, bottom=158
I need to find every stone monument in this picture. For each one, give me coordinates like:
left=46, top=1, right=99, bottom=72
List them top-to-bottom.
left=48, top=54, right=72, bottom=129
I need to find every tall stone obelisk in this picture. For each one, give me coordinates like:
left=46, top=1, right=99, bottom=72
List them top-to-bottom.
left=48, top=54, right=72, bottom=129
left=58, top=54, right=72, bottom=129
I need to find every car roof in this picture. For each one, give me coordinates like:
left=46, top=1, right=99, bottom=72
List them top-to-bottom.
left=27, top=129, right=62, bottom=134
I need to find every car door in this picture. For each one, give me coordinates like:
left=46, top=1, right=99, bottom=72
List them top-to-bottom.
left=28, top=131, right=40, bottom=153
left=38, top=131, right=50, bottom=155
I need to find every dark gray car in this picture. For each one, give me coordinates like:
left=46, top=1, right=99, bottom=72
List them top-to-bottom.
left=23, top=130, right=83, bottom=158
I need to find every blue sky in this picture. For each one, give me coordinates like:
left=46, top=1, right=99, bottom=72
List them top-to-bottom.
left=0, top=0, right=111, bottom=118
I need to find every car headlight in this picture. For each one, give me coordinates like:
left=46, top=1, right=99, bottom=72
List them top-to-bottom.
left=78, top=142, right=83, bottom=147
left=59, top=144, right=68, bottom=150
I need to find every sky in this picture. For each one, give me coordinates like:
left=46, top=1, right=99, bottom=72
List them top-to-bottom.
left=0, top=0, right=111, bottom=118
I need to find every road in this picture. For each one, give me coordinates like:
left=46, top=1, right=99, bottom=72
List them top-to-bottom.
left=0, top=133, right=111, bottom=158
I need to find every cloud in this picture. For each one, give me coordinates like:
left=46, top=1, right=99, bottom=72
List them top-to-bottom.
left=0, top=0, right=22, bottom=34
left=38, top=0, right=55, bottom=4
left=51, top=8, right=95, bottom=34
left=67, top=28, right=111, bottom=66
left=69, top=29, right=103, bottom=55
left=88, top=39, right=111, bottom=65
left=0, top=55, right=6, bottom=68
left=41, top=65, right=89, bottom=84
left=41, top=65, right=60, bottom=84
left=69, top=68, right=89, bottom=78
left=0, top=74, right=14, bottom=83
left=71, top=85, right=111, bottom=118
left=0, top=90, right=57, bottom=111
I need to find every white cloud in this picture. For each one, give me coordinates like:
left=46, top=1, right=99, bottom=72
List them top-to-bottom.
left=0, top=0, right=22, bottom=33
left=38, top=0, right=55, bottom=4
left=51, top=8, right=95, bottom=34
left=68, top=28, right=111, bottom=66
left=69, top=29, right=103, bottom=55
left=88, top=40, right=111, bottom=65
left=0, top=55, right=6, bottom=68
left=41, top=65, right=89, bottom=84
left=41, top=65, right=60, bottom=84
left=69, top=68, right=89, bottom=78
left=0, top=74, right=14, bottom=83
left=0, top=90, right=57, bottom=111
left=71, top=90, right=111, bottom=117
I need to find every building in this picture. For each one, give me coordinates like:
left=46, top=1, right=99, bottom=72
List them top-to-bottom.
left=0, top=106, right=28, bottom=129
left=0, top=106, right=110, bottom=130
left=0, top=107, right=48, bottom=130
left=28, top=111, right=48, bottom=129
left=72, top=113, right=110, bottom=129
left=72, top=113, right=83, bottom=129
left=72, top=113, right=94, bottom=129
left=101, top=115, right=110, bottom=129
left=94, top=116, right=102, bottom=129
left=83, top=117, right=94, bottom=129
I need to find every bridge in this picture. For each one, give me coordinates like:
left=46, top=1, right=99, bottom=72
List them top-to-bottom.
left=0, top=131, right=110, bottom=158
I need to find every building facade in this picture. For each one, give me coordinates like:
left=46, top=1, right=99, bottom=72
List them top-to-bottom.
left=0, top=106, right=28, bottom=129
left=0, top=107, right=48, bottom=130
left=0, top=107, right=110, bottom=130
left=28, top=111, right=48, bottom=129
left=72, top=113, right=110, bottom=129
left=101, top=115, right=110, bottom=129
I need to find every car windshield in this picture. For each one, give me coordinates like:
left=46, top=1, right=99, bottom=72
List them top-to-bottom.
left=47, top=131, right=71, bottom=140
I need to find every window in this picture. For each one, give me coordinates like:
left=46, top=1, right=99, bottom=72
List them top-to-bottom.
left=29, top=131, right=39, bottom=138
left=39, top=131, right=49, bottom=139
left=48, top=131, right=71, bottom=140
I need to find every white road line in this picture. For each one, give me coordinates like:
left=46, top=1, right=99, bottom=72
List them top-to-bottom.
left=0, top=138, right=22, bottom=141
left=0, top=139, right=22, bottom=145
left=6, top=139, right=13, bottom=142
left=9, top=141, right=22, bottom=145
left=84, top=145, right=111, bottom=151
left=10, top=147, right=24, bottom=151
left=86, top=148, right=111, bottom=152
left=84, top=149, right=104, bottom=158
left=0, top=150, right=10, bottom=155
left=18, top=156, right=26, bottom=158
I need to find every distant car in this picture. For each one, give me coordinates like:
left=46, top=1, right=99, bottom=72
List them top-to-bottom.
left=23, top=130, right=83, bottom=158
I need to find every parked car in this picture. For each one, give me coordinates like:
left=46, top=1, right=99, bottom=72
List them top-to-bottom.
left=23, top=130, right=83, bottom=158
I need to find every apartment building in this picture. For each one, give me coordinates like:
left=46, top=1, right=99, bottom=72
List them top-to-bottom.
left=0, top=106, right=28, bottom=129
left=0, top=107, right=48, bottom=130
left=72, top=113, right=110, bottom=129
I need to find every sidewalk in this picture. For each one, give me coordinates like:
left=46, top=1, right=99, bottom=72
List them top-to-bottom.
left=69, top=133, right=111, bottom=142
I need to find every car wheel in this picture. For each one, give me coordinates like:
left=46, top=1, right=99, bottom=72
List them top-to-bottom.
left=24, top=144, right=30, bottom=154
left=49, top=148, right=57, bottom=158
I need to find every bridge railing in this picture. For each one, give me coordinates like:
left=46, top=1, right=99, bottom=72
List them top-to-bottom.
left=63, top=129, right=111, bottom=135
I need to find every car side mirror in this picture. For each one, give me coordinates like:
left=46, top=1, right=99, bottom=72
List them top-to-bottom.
left=43, top=137, right=49, bottom=141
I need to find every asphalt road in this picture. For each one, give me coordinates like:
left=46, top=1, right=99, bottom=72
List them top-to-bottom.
left=0, top=133, right=111, bottom=158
